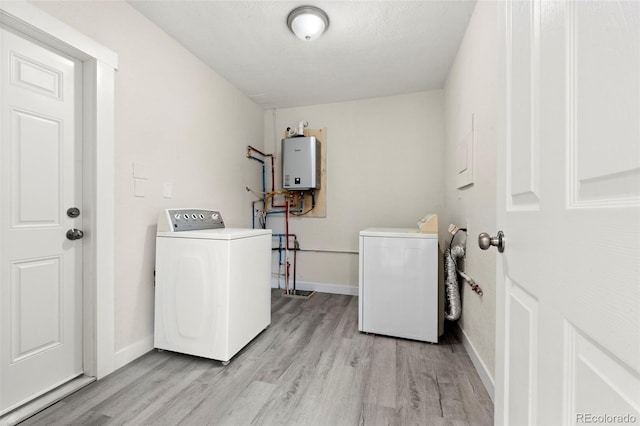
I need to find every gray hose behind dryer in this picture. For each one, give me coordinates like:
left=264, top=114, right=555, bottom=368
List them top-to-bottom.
left=444, top=245, right=465, bottom=321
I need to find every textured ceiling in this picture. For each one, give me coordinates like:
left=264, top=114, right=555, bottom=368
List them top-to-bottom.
left=128, top=1, right=477, bottom=109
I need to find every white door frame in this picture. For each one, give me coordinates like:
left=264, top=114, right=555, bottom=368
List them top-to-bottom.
left=0, top=1, right=117, bottom=380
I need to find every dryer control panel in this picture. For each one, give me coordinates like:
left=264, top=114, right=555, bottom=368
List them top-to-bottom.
left=159, top=209, right=225, bottom=232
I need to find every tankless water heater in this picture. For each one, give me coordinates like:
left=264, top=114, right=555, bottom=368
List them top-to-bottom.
left=282, top=136, right=321, bottom=191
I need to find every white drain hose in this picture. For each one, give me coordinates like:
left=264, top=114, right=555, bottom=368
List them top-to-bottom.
left=444, top=245, right=465, bottom=321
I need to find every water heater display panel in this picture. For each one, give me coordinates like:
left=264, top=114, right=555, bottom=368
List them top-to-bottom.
left=282, top=137, right=321, bottom=191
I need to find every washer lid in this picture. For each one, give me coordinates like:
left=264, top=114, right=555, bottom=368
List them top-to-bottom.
left=157, top=228, right=271, bottom=240
left=359, top=228, right=438, bottom=239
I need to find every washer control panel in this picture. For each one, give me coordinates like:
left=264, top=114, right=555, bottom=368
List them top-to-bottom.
left=165, top=209, right=225, bottom=232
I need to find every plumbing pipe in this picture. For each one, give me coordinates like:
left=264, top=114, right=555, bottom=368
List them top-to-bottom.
left=297, top=120, right=308, bottom=136
left=247, top=145, right=271, bottom=158
left=247, top=145, right=284, bottom=208
left=246, top=146, right=282, bottom=208
left=247, top=148, right=271, bottom=224
left=247, top=155, right=264, bottom=165
left=246, top=156, right=267, bottom=228
left=269, top=156, right=287, bottom=208
left=247, top=157, right=266, bottom=197
left=261, top=163, right=265, bottom=196
left=246, top=187, right=264, bottom=198
left=263, top=190, right=289, bottom=212
left=290, top=191, right=315, bottom=216
left=264, top=196, right=303, bottom=215
left=285, top=198, right=290, bottom=294
left=251, top=200, right=256, bottom=229
left=285, top=200, right=290, bottom=248
left=265, top=210, right=304, bottom=216
left=272, top=233, right=300, bottom=292
left=272, top=233, right=298, bottom=244
left=278, top=236, right=283, bottom=289
left=293, top=238, right=298, bottom=293
left=297, top=248, right=359, bottom=254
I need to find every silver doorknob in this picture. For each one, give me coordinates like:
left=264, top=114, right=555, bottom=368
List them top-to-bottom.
left=66, top=229, right=84, bottom=240
left=478, top=231, right=505, bottom=252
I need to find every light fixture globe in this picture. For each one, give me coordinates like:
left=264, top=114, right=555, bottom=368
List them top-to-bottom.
left=287, top=5, right=329, bottom=41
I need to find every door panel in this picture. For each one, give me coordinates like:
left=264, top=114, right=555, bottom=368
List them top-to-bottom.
left=508, top=0, right=541, bottom=210
left=497, top=1, right=640, bottom=425
left=567, top=1, right=640, bottom=207
left=1, top=27, right=83, bottom=414
left=10, top=51, right=63, bottom=100
left=11, top=109, right=61, bottom=226
left=11, top=257, right=62, bottom=362
left=505, top=279, right=538, bottom=426
left=564, top=323, right=640, bottom=424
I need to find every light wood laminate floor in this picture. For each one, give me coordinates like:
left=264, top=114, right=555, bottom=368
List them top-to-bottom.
left=22, top=290, right=493, bottom=426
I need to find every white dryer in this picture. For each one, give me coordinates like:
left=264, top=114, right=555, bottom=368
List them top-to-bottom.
left=154, top=209, right=271, bottom=364
left=359, top=228, right=440, bottom=343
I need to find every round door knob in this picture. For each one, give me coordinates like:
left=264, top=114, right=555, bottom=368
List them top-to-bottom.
left=66, top=229, right=84, bottom=240
left=478, top=231, right=505, bottom=252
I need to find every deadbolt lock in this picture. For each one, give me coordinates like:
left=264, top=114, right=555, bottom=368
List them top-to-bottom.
left=67, top=207, right=80, bottom=218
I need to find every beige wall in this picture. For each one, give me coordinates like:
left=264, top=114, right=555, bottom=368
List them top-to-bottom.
left=443, top=0, right=498, bottom=379
left=33, top=1, right=264, bottom=353
left=263, top=91, right=444, bottom=290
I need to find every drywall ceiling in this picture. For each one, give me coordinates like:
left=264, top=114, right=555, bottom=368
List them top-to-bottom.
left=128, top=1, right=476, bottom=109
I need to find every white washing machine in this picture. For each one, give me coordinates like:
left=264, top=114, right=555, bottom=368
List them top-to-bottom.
left=154, top=209, right=271, bottom=364
left=359, top=228, right=440, bottom=343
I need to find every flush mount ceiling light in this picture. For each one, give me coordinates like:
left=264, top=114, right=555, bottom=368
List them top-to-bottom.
left=287, top=5, right=329, bottom=41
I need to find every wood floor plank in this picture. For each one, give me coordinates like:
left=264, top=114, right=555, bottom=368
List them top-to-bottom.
left=20, top=290, right=493, bottom=426
left=250, top=302, right=354, bottom=425
left=253, top=310, right=324, bottom=383
left=240, top=312, right=297, bottom=360
left=309, top=329, right=375, bottom=426
left=363, top=336, right=397, bottom=408
left=302, top=338, right=361, bottom=426
left=395, top=339, right=444, bottom=424
left=22, top=351, right=172, bottom=426
left=91, top=354, right=203, bottom=416
left=145, top=354, right=262, bottom=425
left=449, top=354, right=493, bottom=426
left=107, top=356, right=215, bottom=425
left=214, top=380, right=276, bottom=426
left=359, top=402, right=399, bottom=426
left=64, top=410, right=112, bottom=426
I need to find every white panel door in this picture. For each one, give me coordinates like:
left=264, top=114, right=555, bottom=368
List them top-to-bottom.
left=495, top=1, right=640, bottom=425
left=0, top=27, right=83, bottom=414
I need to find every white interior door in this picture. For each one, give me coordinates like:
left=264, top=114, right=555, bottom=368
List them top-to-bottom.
left=495, top=1, right=640, bottom=425
left=0, top=27, right=83, bottom=414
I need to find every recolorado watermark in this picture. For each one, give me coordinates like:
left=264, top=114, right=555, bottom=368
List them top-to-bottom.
left=576, top=413, right=637, bottom=424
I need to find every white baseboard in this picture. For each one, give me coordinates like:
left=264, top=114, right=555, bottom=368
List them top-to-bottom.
left=271, top=278, right=358, bottom=296
left=454, top=324, right=495, bottom=401
left=113, top=334, right=154, bottom=371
